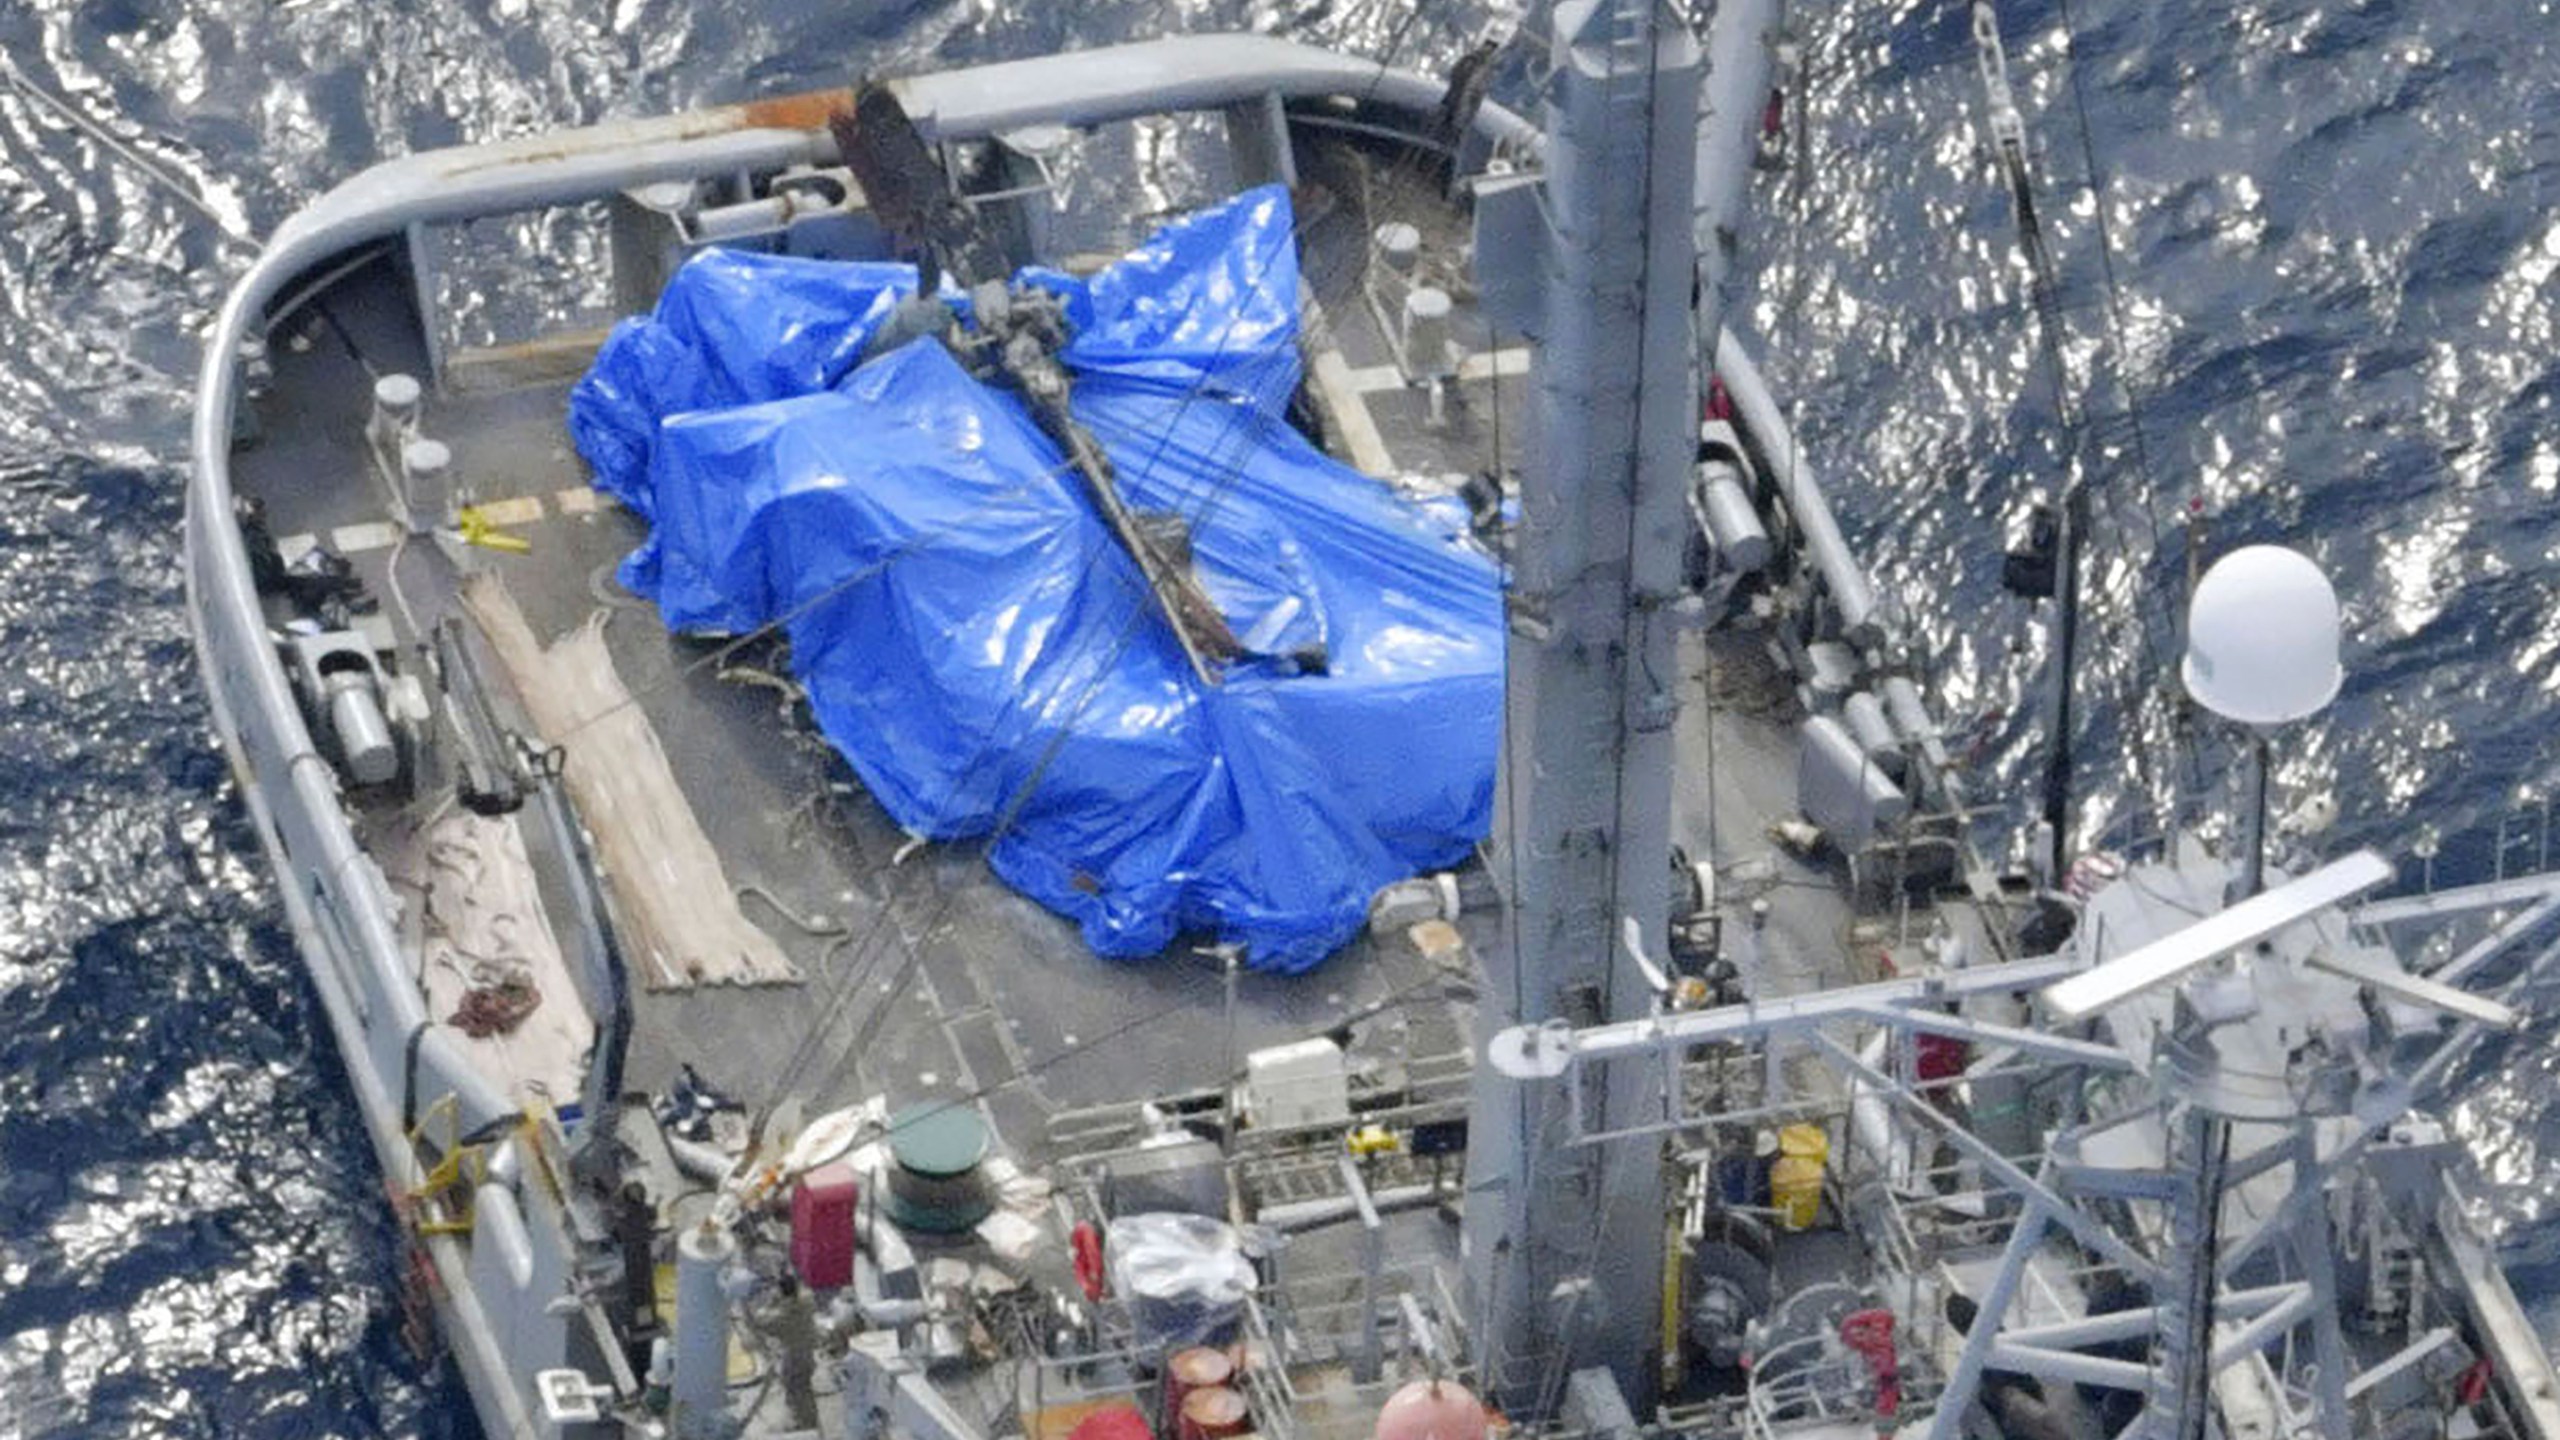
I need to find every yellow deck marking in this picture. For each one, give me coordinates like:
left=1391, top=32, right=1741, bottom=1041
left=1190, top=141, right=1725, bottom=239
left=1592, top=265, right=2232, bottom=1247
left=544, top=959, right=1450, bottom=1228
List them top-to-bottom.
left=1300, top=295, right=1398, bottom=477
left=1346, top=345, right=1532, bottom=395
left=286, top=488, right=598, bottom=562
left=474, top=495, right=546, bottom=527
left=331, top=521, right=401, bottom=554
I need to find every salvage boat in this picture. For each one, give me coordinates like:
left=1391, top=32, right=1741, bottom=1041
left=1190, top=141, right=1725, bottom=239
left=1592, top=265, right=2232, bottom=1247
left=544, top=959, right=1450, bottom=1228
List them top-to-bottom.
left=187, top=4, right=2560, bottom=1438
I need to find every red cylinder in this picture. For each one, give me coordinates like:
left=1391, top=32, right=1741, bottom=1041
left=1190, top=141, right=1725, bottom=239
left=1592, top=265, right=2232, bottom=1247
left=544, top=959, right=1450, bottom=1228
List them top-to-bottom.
left=1914, top=1032, right=1968, bottom=1087
left=788, top=1162, right=858, bottom=1290
left=1072, top=1222, right=1107, bottom=1300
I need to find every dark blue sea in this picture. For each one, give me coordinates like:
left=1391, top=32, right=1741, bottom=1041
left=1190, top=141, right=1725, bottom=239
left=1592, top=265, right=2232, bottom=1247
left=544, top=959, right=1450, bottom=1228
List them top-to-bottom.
left=1, top=0, right=2554, bottom=1432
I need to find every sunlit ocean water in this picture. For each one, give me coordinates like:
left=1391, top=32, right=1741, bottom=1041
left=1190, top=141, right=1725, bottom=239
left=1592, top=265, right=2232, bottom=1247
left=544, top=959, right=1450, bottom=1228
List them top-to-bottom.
left=0, top=0, right=2553, bottom=1431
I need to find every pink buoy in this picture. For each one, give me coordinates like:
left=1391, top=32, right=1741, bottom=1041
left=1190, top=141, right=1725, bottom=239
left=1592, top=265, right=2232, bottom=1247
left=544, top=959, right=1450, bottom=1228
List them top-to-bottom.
left=1164, top=1346, right=1235, bottom=1428
left=1374, top=1380, right=1488, bottom=1440
left=1178, top=1386, right=1249, bottom=1440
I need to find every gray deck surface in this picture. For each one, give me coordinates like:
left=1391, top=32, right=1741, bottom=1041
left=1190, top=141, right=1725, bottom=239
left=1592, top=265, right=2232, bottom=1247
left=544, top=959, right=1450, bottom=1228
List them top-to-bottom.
left=227, top=137, right=1954, bottom=1186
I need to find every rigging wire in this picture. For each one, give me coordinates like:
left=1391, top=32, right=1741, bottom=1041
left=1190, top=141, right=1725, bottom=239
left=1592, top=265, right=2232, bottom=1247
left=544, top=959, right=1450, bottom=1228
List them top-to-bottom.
left=1968, top=0, right=2198, bottom=850
left=2041, top=0, right=2214, bottom=816
left=0, top=51, right=256, bottom=249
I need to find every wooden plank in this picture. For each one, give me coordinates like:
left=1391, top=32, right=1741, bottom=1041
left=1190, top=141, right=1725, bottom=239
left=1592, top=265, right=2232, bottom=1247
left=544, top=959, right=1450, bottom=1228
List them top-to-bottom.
left=1299, top=295, right=1396, bottom=477
left=444, top=325, right=618, bottom=396
left=464, top=576, right=800, bottom=990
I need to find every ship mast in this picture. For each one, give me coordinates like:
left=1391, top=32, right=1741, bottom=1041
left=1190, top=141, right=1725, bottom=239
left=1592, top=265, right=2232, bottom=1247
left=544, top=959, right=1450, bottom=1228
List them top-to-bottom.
left=1462, top=0, right=1770, bottom=1414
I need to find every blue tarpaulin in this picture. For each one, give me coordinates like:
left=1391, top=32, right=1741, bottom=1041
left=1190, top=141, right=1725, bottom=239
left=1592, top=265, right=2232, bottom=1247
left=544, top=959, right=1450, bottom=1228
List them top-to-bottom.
left=568, top=186, right=1500, bottom=971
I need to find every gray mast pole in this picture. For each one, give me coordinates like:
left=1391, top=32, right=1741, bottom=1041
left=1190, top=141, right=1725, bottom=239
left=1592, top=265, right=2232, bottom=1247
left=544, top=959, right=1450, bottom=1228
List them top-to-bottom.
left=1463, top=0, right=1764, bottom=1414
left=2143, top=1102, right=2229, bottom=1440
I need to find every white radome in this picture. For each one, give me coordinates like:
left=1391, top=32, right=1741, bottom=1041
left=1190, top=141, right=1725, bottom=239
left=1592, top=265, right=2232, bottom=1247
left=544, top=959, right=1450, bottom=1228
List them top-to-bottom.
left=2183, top=544, right=2343, bottom=726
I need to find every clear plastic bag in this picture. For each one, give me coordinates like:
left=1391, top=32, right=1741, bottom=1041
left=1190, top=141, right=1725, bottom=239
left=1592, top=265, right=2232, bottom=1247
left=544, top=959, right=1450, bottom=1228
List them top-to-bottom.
left=1106, top=1213, right=1256, bottom=1350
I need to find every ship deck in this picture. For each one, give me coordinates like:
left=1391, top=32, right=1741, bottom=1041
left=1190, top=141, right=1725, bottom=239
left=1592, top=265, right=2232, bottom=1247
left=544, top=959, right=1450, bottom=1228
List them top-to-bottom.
left=224, top=129, right=1967, bottom=1235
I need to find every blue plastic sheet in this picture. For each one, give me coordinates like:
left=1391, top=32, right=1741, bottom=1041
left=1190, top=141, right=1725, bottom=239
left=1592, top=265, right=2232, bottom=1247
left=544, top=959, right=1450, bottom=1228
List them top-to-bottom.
left=1051, top=182, right=1302, bottom=417
left=567, top=187, right=1500, bottom=971
left=571, top=251, right=918, bottom=517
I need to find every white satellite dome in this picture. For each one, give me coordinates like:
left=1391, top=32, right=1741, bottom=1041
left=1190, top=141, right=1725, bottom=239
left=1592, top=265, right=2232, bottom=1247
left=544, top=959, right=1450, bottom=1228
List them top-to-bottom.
left=2183, top=544, right=2343, bottom=726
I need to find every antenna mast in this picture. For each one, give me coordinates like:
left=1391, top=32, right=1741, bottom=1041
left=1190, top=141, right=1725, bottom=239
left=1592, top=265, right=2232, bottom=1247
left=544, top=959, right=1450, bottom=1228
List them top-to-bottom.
left=1461, top=0, right=1772, bottom=1415
left=1971, top=1, right=2088, bottom=881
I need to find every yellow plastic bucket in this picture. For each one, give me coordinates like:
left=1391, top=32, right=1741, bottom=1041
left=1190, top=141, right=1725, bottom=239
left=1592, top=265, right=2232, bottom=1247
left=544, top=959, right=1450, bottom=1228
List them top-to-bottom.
left=1770, top=1124, right=1828, bottom=1230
